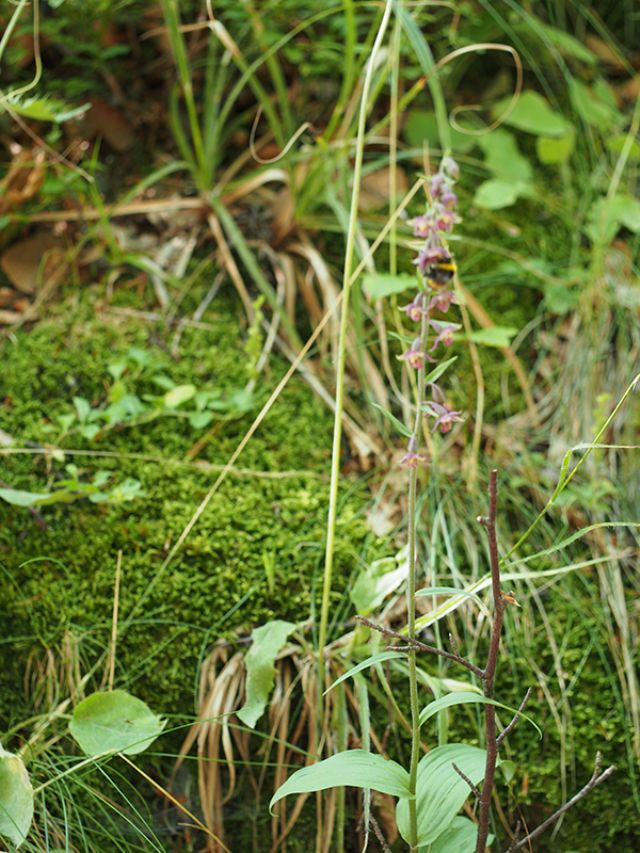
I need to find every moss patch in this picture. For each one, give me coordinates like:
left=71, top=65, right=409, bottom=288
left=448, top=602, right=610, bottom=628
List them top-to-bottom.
left=0, top=292, right=380, bottom=727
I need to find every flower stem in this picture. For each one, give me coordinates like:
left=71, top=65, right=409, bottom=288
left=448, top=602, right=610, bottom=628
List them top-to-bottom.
left=407, top=308, right=429, bottom=849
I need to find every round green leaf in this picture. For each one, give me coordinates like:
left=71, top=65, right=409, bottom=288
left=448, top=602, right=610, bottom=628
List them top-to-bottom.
left=537, top=128, right=575, bottom=164
left=474, top=180, right=520, bottom=210
left=363, top=273, right=416, bottom=300
left=469, top=326, right=518, bottom=348
left=163, top=384, right=196, bottom=409
left=69, top=690, right=165, bottom=756
left=0, top=747, right=33, bottom=848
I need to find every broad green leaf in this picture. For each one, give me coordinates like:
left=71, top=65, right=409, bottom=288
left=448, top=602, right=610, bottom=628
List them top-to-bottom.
left=535, top=21, right=597, bottom=64
left=570, top=79, right=621, bottom=130
left=494, top=91, right=568, bottom=136
left=403, top=110, right=476, bottom=153
left=536, top=128, right=575, bottom=164
left=479, top=130, right=532, bottom=182
left=606, top=134, right=640, bottom=161
left=474, top=180, right=521, bottom=210
left=585, top=195, right=640, bottom=244
left=615, top=195, right=640, bottom=232
left=363, top=273, right=415, bottom=300
left=543, top=284, right=580, bottom=315
left=469, top=326, right=518, bottom=348
left=163, top=384, right=196, bottom=408
left=73, top=396, right=91, bottom=423
left=371, top=403, right=412, bottom=438
left=189, top=411, right=214, bottom=429
left=0, top=488, right=52, bottom=507
left=350, top=551, right=408, bottom=615
left=237, top=620, right=295, bottom=728
left=325, top=652, right=406, bottom=695
left=69, top=690, right=165, bottom=756
left=419, top=691, right=541, bottom=737
left=396, top=744, right=490, bottom=845
left=0, top=746, right=33, bottom=848
left=270, top=750, right=411, bottom=813
left=500, top=760, right=517, bottom=784
left=426, top=816, right=479, bottom=853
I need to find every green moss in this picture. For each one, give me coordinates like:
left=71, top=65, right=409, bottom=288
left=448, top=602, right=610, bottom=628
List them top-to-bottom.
left=0, top=293, right=380, bottom=728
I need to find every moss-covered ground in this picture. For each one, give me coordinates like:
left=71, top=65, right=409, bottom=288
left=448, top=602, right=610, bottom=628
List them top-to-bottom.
left=0, top=289, right=381, bottom=731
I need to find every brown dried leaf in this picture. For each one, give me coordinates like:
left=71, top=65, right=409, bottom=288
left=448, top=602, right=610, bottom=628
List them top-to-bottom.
left=584, top=35, right=627, bottom=71
left=615, top=75, right=640, bottom=103
left=83, top=97, right=135, bottom=152
left=0, top=147, right=46, bottom=214
left=359, top=166, right=408, bottom=212
left=0, top=232, right=58, bottom=293
left=0, top=309, right=23, bottom=325
left=366, top=500, right=399, bottom=537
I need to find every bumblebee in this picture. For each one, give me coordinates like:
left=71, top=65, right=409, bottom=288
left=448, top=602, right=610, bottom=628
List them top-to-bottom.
left=426, top=256, right=457, bottom=290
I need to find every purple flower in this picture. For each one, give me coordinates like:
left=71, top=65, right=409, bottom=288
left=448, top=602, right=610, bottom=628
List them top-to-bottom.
left=441, top=156, right=460, bottom=180
left=429, top=173, right=446, bottom=199
left=441, top=189, right=458, bottom=210
left=432, top=203, right=461, bottom=233
left=411, top=212, right=434, bottom=238
left=414, top=235, right=447, bottom=274
left=429, top=290, right=459, bottom=313
left=401, top=292, right=426, bottom=322
left=429, top=320, right=461, bottom=349
left=397, top=338, right=434, bottom=370
left=423, top=401, right=464, bottom=434
left=400, top=449, right=429, bottom=468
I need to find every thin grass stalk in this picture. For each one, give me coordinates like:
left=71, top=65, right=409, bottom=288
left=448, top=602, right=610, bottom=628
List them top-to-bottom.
left=0, top=0, right=29, bottom=62
left=161, top=0, right=206, bottom=175
left=245, top=0, right=293, bottom=141
left=318, top=0, right=394, bottom=688
left=324, top=0, right=357, bottom=139
left=389, top=11, right=401, bottom=276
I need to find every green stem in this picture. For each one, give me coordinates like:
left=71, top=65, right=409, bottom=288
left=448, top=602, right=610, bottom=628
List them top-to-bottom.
left=318, top=0, right=394, bottom=686
left=389, top=11, right=401, bottom=276
left=407, top=308, right=429, bottom=849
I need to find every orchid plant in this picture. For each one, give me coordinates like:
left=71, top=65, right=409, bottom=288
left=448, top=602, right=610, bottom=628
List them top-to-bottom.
left=268, top=149, right=615, bottom=851
left=268, top=157, right=507, bottom=853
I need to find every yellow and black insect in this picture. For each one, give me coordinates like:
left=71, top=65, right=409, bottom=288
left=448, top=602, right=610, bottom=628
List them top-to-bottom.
left=426, top=256, right=457, bottom=290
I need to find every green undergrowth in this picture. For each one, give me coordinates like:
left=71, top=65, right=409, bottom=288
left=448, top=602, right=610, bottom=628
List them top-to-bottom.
left=0, top=291, right=382, bottom=729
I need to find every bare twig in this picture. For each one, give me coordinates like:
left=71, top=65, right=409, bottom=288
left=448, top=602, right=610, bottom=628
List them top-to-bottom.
left=476, top=470, right=506, bottom=853
left=355, top=616, right=484, bottom=679
left=497, top=688, right=533, bottom=749
left=506, top=753, right=615, bottom=852
left=452, top=762, right=481, bottom=799
left=368, top=812, right=393, bottom=853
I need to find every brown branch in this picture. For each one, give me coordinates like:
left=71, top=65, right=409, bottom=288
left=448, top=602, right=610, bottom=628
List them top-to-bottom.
left=475, top=469, right=506, bottom=853
left=355, top=616, right=485, bottom=679
left=496, top=688, right=533, bottom=749
left=506, top=753, right=615, bottom=852
left=452, top=762, right=481, bottom=799
left=367, top=812, right=393, bottom=853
